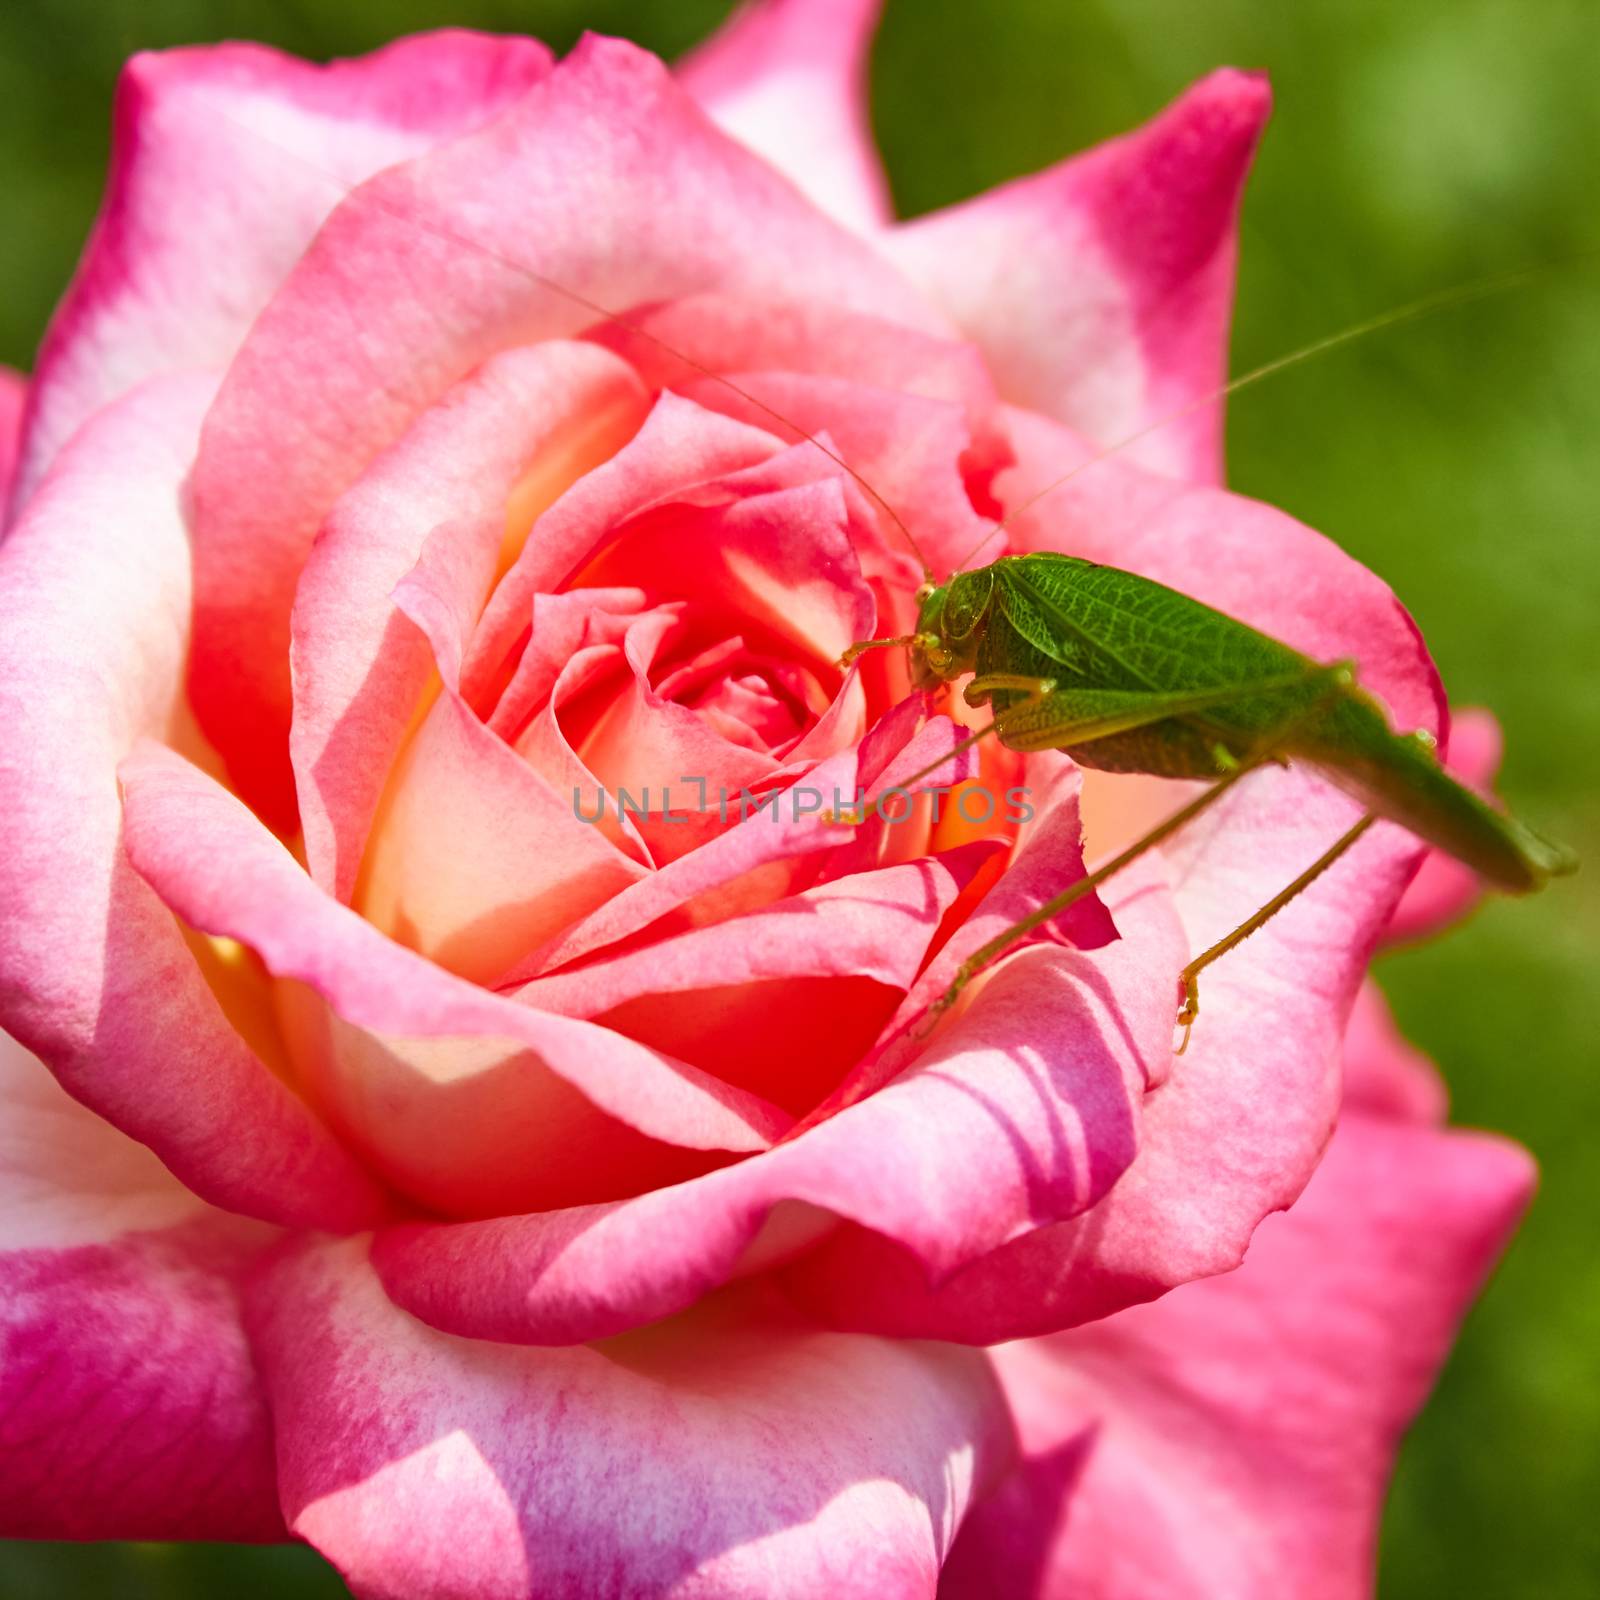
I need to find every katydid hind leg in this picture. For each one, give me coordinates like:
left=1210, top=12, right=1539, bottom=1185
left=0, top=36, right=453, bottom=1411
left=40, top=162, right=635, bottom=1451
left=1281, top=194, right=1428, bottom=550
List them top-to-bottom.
left=976, top=666, right=1342, bottom=760
left=1297, top=694, right=1578, bottom=892
left=1175, top=812, right=1377, bottom=1055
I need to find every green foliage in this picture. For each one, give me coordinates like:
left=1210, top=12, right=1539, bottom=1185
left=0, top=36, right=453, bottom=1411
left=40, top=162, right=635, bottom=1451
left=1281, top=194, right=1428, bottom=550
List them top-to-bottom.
left=2, top=2, right=1595, bottom=1596
left=0, top=1541, right=350, bottom=1598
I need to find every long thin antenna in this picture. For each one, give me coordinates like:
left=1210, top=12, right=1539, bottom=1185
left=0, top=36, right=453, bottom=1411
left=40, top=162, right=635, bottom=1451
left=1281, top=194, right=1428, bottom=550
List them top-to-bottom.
left=192, top=97, right=937, bottom=580
left=946, top=256, right=1592, bottom=577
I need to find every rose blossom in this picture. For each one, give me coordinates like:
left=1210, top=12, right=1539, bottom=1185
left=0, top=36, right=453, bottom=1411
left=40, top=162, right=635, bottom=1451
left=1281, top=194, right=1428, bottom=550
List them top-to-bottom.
left=0, top=3, right=1531, bottom=1596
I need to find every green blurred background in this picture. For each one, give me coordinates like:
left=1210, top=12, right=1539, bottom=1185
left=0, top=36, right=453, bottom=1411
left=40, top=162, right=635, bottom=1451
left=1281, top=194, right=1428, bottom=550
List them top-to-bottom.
left=1, top=0, right=1594, bottom=1594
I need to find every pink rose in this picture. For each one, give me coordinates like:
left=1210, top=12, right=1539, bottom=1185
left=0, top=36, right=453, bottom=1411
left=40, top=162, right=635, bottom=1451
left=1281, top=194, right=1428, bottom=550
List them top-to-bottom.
left=0, top=5, right=1530, bottom=1595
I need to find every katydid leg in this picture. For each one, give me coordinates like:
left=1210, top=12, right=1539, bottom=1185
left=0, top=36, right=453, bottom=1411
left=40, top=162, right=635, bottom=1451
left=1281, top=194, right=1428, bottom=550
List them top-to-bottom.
left=838, top=635, right=918, bottom=669
left=973, top=669, right=1325, bottom=753
left=919, top=753, right=1263, bottom=1033
left=1175, top=811, right=1377, bottom=1054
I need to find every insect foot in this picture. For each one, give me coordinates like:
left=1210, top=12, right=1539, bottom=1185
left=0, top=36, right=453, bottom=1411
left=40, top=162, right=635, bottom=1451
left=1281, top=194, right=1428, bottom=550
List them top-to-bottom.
left=818, top=807, right=869, bottom=828
left=915, top=960, right=979, bottom=1041
left=1175, top=972, right=1202, bottom=1056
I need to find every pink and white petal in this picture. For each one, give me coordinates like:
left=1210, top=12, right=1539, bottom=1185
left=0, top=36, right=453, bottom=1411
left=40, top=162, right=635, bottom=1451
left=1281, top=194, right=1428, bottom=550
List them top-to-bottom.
left=679, top=0, right=891, bottom=232
left=8, top=31, right=551, bottom=519
left=186, top=35, right=935, bottom=824
left=887, top=70, right=1270, bottom=483
left=584, top=292, right=1010, bottom=547
left=585, top=292, right=999, bottom=429
left=291, top=338, right=648, bottom=900
left=0, top=367, right=24, bottom=503
left=679, top=370, right=996, bottom=579
left=0, top=377, right=385, bottom=1229
left=465, top=394, right=785, bottom=719
left=467, top=394, right=784, bottom=710
left=581, top=475, right=876, bottom=667
left=349, top=516, right=648, bottom=986
left=489, top=585, right=647, bottom=741
left=573, top=611, right=784, bottom=786
left=512, top=638, right=658, bottom=862
left=355, top=678, right=648, bottom=988
left=509, top=705, right=967, bottom=986
left=1385, top=706, right=1503, bottom=945
left=120, top=745, right=792, bottom=1219
left=813, top=760, right=1123, bottom=1118
left=785, top=770, right=1421, bottom=1345
left=519, top=848, right=996, bottom=1115
left=521, top=850, right=987, bottom=1018
left=374, top=880, right=1178, bottom=1347
left=1342, top=979, right=1447, bottom=1124
left=0, top=1025, right=203, bottom=1251
left=0, top=1029, right=282, bottom=1540
left=938, top=1113, right=1534, bottom=1600
left=254, top=1238, right=1009, bottom=1600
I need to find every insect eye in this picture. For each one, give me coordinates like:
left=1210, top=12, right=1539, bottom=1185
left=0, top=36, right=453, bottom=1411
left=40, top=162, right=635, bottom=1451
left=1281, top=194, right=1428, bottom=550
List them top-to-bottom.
left=914, top=582, right=935, bottom=604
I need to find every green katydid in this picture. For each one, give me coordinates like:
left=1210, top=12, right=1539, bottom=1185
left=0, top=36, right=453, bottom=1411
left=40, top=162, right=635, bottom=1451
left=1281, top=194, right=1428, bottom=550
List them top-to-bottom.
left=842, top=549, right=1575, bottom=1047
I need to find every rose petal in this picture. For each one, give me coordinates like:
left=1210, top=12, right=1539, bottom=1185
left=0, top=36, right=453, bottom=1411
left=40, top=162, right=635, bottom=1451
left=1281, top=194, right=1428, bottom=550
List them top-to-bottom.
left=679, top=0, right=891, bottom=231
left=7, top=32, right=551, bottom=520
left=186, top=34, right=936, bottom=825
left=887, top=69, right=1270, bottom=483
left=586, top=291, right=1014, bottom=593
left=585, top=292, right=998, bottom=431
left=291, top=338, right=648, bottom=901
left=0, top=367, right=24, bottom=502
left=680, top=369, right=997, bottom=581
left=0, top=376, right=384, bottom=1228
left=465, top=393, right=786, bottom=716
left=348, top=469, right=651, bottom=987
left=579, top=472, right=876, bottom=670
left=529, top=584, right=866, bottom=871
left=488, top=585, right=647, bottom=742
left=554, top=616, right=783, bottom=864
left=511, top=634, right=659, bottom=863
left=354, top=662, right=649, bottom=988
left=508, top=705, right=965, bottom=985
left=1384, top=706, right=1503, bottom=944
left=119, top=744, right=793, bottom=1218
left=813, top=758, right=1122, bottom=1117
left=517, top=848, right=997, bottom=1116
left=520, top=851, right=986, bottom=1016
left=373, top=879, right=1176, bottom=1346
left=1342, top=978, right=1447, bottom=1124
left=0, top=1029, right=282, bottom=1540
left=939, top=1113, right=1534, bottom=1600
left=253, top=1237, right=1008, bottom=1600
